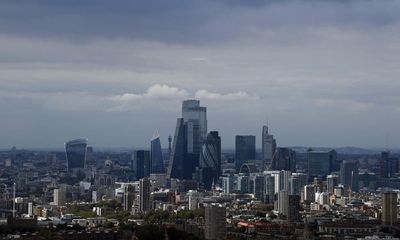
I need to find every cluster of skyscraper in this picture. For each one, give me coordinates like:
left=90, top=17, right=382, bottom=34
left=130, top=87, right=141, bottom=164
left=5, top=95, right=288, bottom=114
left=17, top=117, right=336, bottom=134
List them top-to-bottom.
left=63, top=99, right=296, bottom=191
left=64, top=99, right=394, bottom=202
left=168, top=100, right=222, bottom=189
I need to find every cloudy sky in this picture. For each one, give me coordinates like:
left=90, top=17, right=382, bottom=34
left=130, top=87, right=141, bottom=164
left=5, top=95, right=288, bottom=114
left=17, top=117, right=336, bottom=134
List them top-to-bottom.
left=1, top=0, right=400, bottom=149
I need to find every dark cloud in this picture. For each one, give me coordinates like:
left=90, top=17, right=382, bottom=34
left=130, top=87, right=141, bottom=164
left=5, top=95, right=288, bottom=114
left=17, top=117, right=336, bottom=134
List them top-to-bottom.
left=0, top=0, right=399, bottom=44
left=1, top=0, right=400, bottom=148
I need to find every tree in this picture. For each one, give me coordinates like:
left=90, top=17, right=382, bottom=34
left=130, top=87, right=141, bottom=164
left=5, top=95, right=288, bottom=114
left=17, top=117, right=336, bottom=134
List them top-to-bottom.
left=135, top=224, right=164, bottom=240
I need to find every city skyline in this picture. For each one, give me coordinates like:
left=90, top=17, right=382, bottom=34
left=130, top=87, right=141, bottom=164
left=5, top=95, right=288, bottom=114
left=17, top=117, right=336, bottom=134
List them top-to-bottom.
left=1, top=0, right=400, bottom=149
left=2, top=1, right=400, bottom=239
left=2, top=97, right=400, bottom=151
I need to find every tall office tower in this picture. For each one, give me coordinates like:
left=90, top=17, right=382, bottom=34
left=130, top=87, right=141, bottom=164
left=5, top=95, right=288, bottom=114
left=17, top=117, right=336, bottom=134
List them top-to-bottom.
left=182, top=99, right=207, bottom=148
left=168, top=118, right=187, bottom=179
left=261, top=126, right=276, bottom=168
left=198, top=131, right=222, bottom=189
left=151, top=132, right=165, bottom=174
left=168, top=135, right=172, bottom=158
left=235, top=135, right=256, bottom=171
left=65, top=139, right=88, bottom=172
left=85, top=146, right=95, bottom=169
left=272, top=148, right=296, bottom=172
left=307, top=149, right=337, bottom=180
left=132, top=150, right=151, bottom=180
left=380, top=151, right=399, bottom=178
left=380, top=151, right=389, bottom=178
left=340, top=160, right=359, bottom=192
left=263, top=170, right=281, bottom=194
left=279, top=170, right=292, bottom=191
left=292, top=173, right=307, bottom=188
left=264, top=174, right=275, bottom=204
left=252, top=175, right=265, bottom=202
left=289, top=175, right=302, bottom=196
left=327, top=175, right=339, bottom=194
left=222, top=176, right=235, bottom=194
left=313, top=177, right=324, bottom=192
left=139, top=178, right=151, bottom=213
left=123, top=185, right=135, bottom=211
left=303, top=185, right=316, bottom=203
left=53, top=188, right=66, bottom=206
left=277, top=189, right=300, bottom=221
left=277, top=190, right=289, bottom=216
left=382, top=192, right=398, bottom=226
left=287, top=195, right=301, bottom=222
left=28, top=202, right=33, bottom=217
left=204, top=204, right=226, bottom=240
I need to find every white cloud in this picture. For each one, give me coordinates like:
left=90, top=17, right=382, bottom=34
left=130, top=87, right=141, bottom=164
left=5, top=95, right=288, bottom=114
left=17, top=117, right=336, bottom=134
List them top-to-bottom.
left=108, top=84, right=188, bottom=112
left=112, top=84, right=188, bottom=102
left=146, top=84, right=188, bottom=99
left=109, top=85, right=259, bottom=112
left=195, top=89, right=259, bottom=101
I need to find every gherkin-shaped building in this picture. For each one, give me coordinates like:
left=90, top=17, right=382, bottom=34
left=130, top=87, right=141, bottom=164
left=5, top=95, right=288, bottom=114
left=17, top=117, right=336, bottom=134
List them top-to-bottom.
left=199, top=131, right=221, bottom=189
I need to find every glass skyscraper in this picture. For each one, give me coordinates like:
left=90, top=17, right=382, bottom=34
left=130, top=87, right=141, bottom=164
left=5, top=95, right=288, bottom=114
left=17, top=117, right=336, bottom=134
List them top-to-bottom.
left=182, top=99, right=207, bottom=153
left=167, top=118, right=187, bottom=179
left=262, top=126, right=276, bottom=168
left=198, top=131, right=221, bottom=189
left=150, top=132, right=164, bottom=174
left=235, top=135, right=256, bottom=171
left=65, top=139, right=88, bottom=171
left=272, top=147, right=296, bottom=172
left=307, top=149, right=337, bottom=180
left=132, top=150, right=151, bottom=180
left=380, top=151, right=399, bottom=178
left=340, top=160, right=359, bottom=192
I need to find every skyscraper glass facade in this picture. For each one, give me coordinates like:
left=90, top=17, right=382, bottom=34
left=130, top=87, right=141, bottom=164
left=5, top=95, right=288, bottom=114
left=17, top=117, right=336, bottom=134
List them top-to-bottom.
left=262, top=126, right=276, bottom=168
left=199, top=131, right=221, bottom=189
left=151, top=133, right=164, bottom=174
left=235, top=135, right=256, bottom=171
left=65, top=139, right=87, bottom=171
left=272, top=147, right=296, bottom=172
left=307, top=149, right=337, bottom=180
left=132, top=150, right=150, bottom=180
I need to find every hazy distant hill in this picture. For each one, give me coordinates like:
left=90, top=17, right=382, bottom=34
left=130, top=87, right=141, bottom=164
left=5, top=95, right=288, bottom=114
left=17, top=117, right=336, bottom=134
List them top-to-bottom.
left=290, top=146, right=381, bottom=155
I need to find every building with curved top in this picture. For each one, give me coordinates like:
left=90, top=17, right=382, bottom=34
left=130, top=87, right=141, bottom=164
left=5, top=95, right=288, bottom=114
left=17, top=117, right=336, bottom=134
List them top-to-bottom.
left=65, top=138, right=88, bottom=172
left=239, top=163, right=259, bottom=175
